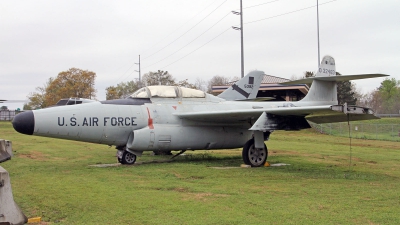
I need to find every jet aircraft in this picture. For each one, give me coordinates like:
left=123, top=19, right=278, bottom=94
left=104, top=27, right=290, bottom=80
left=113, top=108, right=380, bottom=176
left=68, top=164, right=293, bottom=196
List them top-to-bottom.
left=12, top=56, right=388, bottom=167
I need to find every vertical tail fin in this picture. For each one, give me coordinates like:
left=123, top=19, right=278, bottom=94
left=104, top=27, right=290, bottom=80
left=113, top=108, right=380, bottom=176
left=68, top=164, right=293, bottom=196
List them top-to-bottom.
left=300, top=55, right=337, bottom=103
left=218, top=70, right=264, bottom=101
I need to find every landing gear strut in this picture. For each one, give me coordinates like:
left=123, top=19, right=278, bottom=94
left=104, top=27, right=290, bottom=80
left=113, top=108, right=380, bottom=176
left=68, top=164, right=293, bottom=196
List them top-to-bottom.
left=242, top=139, right=268, bottom=167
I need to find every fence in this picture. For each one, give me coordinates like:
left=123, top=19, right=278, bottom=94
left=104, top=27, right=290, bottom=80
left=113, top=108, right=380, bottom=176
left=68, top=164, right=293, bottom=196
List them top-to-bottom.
left=0, top=110, right=17, bottom=121
left=309, top=122, right=400, bottom=142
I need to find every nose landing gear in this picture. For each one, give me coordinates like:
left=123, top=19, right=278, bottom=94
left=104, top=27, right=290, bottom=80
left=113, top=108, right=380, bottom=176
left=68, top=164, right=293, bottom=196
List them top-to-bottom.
left=117, top=149, right=137, bottom=165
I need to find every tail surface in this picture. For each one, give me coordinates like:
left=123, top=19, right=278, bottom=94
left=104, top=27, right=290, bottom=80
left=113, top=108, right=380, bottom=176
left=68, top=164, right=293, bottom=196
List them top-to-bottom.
left=282, top=55, right=388, bottom=104
left=301, top=55, right=337, bottom=103
left=218, top=70, right=264, bottom=101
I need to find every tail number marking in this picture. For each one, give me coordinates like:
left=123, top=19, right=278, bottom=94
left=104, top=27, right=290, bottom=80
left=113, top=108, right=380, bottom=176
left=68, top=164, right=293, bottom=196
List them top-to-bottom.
left=319, top=68, right=336, bottom=75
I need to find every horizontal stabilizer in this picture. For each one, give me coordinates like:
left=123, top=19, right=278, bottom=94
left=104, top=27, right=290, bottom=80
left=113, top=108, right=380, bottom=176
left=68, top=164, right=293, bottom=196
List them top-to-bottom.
left=282, top=74, right=389, bottom=85
left=306, top=104, right=379, bottom=123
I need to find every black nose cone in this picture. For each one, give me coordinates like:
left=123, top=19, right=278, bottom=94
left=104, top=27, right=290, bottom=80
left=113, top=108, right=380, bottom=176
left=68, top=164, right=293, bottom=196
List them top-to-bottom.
left=12, top=111, right=35, bottom=135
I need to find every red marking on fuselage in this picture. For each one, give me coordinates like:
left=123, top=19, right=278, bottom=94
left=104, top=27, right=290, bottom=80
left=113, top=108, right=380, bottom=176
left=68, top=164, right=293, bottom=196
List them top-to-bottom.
left=172, top=106, right=177, bottom=110
left=146, top=108, right=154, bottom=129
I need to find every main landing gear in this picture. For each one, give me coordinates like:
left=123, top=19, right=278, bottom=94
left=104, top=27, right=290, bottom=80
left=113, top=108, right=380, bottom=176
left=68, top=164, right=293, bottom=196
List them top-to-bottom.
left=116, top=139, right=269, bottom=167
left=242, top=139, right=268, bottom=167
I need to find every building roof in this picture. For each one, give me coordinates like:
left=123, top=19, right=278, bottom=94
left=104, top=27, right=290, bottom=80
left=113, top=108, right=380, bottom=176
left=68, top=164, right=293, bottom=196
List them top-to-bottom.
left=227, top=74, right=290, bottom=85
left=261, top=74, right=290, bottom=83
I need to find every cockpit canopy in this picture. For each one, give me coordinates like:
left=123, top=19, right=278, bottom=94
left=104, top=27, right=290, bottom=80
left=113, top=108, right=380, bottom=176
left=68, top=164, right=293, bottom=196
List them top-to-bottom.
left=129, top=86, right=206, bottom=99
left=55, top=97, right=96, bottom=106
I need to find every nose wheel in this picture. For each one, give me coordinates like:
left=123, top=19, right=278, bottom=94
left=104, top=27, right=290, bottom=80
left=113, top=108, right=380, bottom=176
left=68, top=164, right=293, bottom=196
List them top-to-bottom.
left=242, top=139, right=268, bottom=167
left=117, top=150, right=137, bottom=165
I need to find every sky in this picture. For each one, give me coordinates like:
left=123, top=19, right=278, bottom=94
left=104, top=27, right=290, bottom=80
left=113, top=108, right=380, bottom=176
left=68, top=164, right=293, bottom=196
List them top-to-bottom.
left=1, top=0, right=399, bottom=109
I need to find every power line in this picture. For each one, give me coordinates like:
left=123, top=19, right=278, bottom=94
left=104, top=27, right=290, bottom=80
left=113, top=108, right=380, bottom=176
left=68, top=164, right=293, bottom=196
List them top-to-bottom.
left=115, top=0, right=229, bottom=83
left=118, top=0, right=338, bottom=83
left=140, top=0, right=223, bottom=56
left=143, top=0, right=228, bottom=60
left=143, top=0, right=282, bottom=71
left=155, top=0, right=338, bottom=72
left=243, top=0, right=280, bottom=10
left=245, top=0, right=337, bottom=25
left=143, top=11, right=232, bottom=69
left=159, top=27, right=232, bottom=69
left=115, top=63, right=138, bottom=84
left=119, top=68, right=137, bottom=83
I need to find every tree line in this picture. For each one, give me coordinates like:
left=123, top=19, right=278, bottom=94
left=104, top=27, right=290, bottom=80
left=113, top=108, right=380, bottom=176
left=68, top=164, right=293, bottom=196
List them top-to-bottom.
left=24, top=68, right=400, bottom=114
left=24, top=68, right=96, bottom=109
left=105, top=70, right=238, bottom=100
left=357, top=78, right=400, bottom=114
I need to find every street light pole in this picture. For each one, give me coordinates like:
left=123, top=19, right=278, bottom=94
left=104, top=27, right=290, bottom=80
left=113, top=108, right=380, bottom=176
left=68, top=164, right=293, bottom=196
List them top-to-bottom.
left=232, top=0, right=244, bottom=78
left=240, top=0, right=244, bottom=78
left=317, top=0, right=321, bottom=66
left=135, top=55, right=141, bottom=83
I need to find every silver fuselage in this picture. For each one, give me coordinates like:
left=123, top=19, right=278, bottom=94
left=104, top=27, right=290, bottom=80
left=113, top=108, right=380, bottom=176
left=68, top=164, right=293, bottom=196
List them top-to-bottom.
left=27, top=93, right=334, bottom=151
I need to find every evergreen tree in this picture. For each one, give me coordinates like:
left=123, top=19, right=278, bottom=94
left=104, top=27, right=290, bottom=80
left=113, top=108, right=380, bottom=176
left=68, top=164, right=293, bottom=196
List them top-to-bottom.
left=336, top=72, right=357, bottom=105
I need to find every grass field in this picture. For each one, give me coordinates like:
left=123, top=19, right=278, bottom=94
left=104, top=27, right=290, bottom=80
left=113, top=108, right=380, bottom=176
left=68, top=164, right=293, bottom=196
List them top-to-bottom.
left=1, top=121, right=400, bottom=224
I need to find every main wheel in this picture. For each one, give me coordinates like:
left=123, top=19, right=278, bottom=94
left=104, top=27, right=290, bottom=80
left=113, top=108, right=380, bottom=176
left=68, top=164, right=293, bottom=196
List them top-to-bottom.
left=242, top=139, right=268, bottom=167
left=121, top=151, right=137, bottom=165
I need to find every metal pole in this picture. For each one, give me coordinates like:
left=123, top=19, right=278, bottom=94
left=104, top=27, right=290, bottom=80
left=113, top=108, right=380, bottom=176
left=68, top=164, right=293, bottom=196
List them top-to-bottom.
left=232, top=0, right=244, bottom=78
left=240, top=0, right=244, bottom=78
left=317, top=0, right=320, bottom=66
left=135, top=55, right=141, bottom=85
left=138, top=55, right=141, bottom=83
left=392, top=124, right=396, bottom=140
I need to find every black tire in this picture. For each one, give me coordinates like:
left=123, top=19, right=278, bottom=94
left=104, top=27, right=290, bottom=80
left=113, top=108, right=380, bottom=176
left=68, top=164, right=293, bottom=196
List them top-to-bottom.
left=242, top=139, right=268, bottom=167
left=121, top=151, right=137, bottom=165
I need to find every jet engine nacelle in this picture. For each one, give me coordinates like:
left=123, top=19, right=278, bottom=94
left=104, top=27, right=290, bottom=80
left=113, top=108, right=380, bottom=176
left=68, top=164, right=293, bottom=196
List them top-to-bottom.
left=126, top=125, right=252, bottom=152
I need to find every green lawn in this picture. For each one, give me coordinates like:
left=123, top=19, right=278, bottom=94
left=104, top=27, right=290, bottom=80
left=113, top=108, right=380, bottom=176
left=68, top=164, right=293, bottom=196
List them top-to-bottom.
left=1, top=121, right=399, bottom=224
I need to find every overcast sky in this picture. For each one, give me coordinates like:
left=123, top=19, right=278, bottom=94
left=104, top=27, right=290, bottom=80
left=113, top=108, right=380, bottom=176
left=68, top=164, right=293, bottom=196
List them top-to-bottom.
left=2, top=0, right=399, bottom=109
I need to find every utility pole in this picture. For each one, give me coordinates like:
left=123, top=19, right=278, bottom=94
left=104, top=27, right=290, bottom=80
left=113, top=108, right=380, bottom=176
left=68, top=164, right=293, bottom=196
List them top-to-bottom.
left=232, top=0, right=244, bottom=78
left=317, top=0, right=321, bottom=66
left=135, top=55, right=141, bottom=83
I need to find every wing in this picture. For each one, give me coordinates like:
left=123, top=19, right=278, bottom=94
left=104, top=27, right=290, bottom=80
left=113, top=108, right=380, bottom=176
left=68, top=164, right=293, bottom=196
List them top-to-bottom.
left=174, top=105, right=378, bottom=124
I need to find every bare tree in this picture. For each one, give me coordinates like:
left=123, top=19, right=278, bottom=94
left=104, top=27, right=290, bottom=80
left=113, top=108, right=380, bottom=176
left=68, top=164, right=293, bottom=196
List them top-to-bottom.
left=207, top=75, right=231, bottom=94
left=194, top=78, right=207, bottom=92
